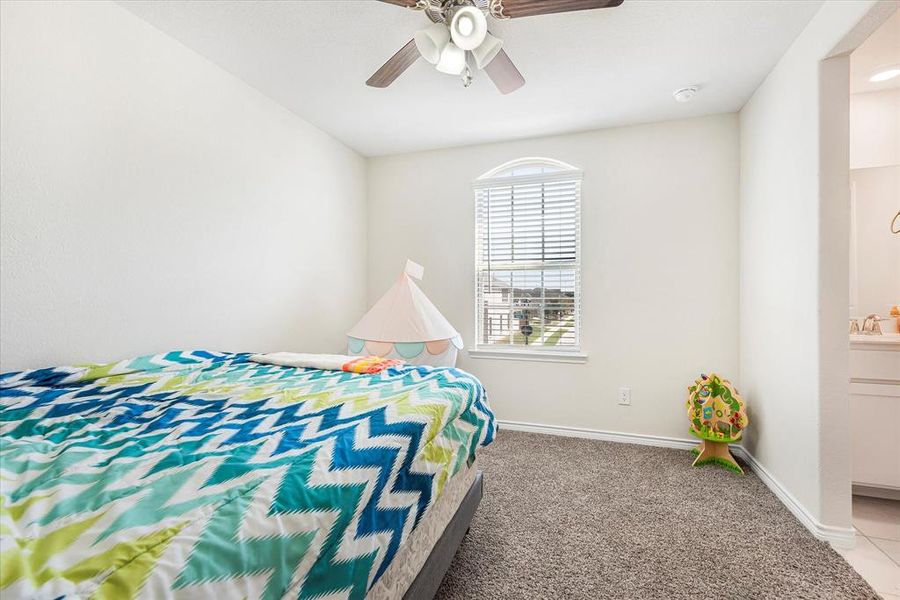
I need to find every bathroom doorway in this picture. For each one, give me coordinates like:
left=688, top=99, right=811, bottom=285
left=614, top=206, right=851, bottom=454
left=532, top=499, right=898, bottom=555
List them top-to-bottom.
left=839, top=7, right=900, bottom=595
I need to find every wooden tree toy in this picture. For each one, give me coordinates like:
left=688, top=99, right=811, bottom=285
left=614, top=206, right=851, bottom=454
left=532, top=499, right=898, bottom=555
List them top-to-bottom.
left=686, top=373, right=749, bottom=474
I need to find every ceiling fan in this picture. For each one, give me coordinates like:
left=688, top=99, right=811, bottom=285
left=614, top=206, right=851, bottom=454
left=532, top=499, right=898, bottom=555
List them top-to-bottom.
left=367, top=0, right=624, bottom=94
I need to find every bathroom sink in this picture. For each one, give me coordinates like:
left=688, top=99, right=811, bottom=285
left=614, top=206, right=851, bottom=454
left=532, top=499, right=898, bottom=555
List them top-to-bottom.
left=850, top=333, right=900, bottom=346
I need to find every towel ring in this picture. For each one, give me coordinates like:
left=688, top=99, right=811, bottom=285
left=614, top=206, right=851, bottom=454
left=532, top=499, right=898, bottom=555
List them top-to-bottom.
left=893, top=211, right=900, bottom=235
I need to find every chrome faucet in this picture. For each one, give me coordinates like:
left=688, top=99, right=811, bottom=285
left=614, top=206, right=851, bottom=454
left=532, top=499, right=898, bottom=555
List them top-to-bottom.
left=861, top=314, right=883, bottom=335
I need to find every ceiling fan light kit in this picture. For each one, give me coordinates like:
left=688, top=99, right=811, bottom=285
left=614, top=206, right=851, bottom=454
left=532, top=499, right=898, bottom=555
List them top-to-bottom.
left=370, top=0, right=624, bottom=94
left=450, top=6, right=487, bottom=50
left=416, top=11, right=489, bottom=79
left=413, top=22, right=450, bottom=64
left=472, top=33, right=503, bottom=69
left=436, top=42, right=467, bottom=75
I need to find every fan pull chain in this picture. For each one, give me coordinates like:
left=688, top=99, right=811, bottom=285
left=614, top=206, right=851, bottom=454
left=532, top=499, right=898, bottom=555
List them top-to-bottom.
left=462, top=64, right=473, bottom=87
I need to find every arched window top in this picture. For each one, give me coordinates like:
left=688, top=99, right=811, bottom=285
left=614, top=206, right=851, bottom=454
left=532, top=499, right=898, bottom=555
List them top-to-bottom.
left=473, top=156, right=583, bottom=353
left=476, top=157, right=581, bottom=181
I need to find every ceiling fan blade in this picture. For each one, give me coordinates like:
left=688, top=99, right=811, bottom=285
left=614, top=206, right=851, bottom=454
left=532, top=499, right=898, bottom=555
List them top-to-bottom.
left=375, top=0, right=419, bottom=7
left=493, top=0, right=623, bottom=19
left=366, top=40, right=419, bottom=88
left=484, top=49, right=525, bottom=94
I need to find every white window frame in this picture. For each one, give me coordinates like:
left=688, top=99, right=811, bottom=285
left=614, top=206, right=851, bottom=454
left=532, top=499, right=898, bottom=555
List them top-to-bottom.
left=470, top=157, right=586, bottom=363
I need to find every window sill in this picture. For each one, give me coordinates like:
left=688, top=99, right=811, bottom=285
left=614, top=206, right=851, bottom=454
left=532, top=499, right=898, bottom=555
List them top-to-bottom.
left=467, top=348, right=588, bottom=364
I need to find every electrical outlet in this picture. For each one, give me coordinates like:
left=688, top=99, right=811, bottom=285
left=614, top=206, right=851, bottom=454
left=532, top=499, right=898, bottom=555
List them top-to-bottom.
left=618, top=387, right=631, bottom=406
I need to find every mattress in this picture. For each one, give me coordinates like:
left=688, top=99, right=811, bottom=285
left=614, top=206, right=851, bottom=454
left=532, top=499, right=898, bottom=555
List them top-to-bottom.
left=0, top=350, right=496, bottom=600
left=367, top=459, right=477, bottom=600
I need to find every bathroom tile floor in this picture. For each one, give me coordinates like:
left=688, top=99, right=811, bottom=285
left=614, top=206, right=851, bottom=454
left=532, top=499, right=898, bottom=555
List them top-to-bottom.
left=838, top=496, right=900, bottom=599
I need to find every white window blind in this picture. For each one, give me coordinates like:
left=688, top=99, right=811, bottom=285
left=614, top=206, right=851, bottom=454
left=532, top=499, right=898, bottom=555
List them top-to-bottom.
left=474, top=159, right=582, bottom=351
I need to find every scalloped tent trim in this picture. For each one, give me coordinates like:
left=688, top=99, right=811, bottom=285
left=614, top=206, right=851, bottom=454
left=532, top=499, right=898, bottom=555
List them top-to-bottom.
left=347, top=336, right=464, bottom=359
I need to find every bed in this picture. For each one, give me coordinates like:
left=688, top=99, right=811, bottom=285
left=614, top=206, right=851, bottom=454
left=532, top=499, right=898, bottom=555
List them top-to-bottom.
left=0, top=350, right=496, bottom=599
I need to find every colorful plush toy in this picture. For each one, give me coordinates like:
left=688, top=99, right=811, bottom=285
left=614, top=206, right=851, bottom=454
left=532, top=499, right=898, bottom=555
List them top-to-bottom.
left=686, top=373, right=749, bottom=474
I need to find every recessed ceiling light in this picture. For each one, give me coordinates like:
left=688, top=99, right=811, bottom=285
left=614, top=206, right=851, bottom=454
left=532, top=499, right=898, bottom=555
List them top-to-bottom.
left=869, top=65, right=900, bottom=83
left=673, top=86, right=699, bottom=103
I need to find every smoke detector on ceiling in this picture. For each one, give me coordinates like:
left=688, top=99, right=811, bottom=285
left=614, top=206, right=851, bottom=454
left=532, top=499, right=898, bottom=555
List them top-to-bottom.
left=673, top=86, right=699, bottom=103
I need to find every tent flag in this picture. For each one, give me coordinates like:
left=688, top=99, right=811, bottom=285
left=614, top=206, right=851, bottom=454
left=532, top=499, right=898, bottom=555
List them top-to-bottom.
left=404, top=258, right=424, bottom=281
left=347, top=260, right=462, bottom=367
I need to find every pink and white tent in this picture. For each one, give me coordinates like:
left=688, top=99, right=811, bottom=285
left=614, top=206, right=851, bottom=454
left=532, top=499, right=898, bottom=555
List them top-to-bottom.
left=347, top=260, right=463, bottom=367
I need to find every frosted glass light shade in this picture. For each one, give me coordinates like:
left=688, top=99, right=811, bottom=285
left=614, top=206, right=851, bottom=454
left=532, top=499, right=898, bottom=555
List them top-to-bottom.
left=450, top=6, right=487, bottom=51
left=414, top=23, right=450, bottom=65
left=472, top=33, right=503, bottom=69
left=436, top=42, right=466, bottom=75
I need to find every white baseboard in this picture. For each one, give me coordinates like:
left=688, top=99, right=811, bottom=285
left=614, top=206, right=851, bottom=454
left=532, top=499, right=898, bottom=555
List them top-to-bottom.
left=496, top=419, right=856, bottom=549
left=498, top=419, right=697, bottom=450
left=730, top=446, right=856, bottom=549
left=852, top=484, right=900, bottom=502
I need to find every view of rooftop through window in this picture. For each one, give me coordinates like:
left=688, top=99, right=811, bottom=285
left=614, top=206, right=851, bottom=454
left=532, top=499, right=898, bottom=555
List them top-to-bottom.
left=475, top=159, right=582, bottom=350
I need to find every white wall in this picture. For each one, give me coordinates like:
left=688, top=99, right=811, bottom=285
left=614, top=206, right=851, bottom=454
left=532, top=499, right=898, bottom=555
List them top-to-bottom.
left=0, top=0, right=367, bottom=371
left=739, top=0, right=882, bottom=533
left=849, top=85, right=900, bottom=320
left=850, top=90, right=900, bottom=169
left=367, top=114, right=739, bottom=441
left=851, top=167, right=900, bottom=318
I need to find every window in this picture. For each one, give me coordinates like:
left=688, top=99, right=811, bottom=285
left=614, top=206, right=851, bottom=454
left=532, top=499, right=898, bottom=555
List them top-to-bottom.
left=474, top=158, right=582, bottom=356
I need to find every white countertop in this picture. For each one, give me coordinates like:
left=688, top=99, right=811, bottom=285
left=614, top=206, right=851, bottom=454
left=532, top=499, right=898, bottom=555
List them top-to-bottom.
left=850, top=333, right=900, bottom=348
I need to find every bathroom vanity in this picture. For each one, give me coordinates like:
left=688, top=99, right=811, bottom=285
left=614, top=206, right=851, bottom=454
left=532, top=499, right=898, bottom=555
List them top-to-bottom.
left=850, top=334, right=900, bottom=499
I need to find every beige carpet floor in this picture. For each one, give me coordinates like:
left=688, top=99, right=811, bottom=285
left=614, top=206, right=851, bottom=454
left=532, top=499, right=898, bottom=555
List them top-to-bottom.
left=435, top=430, right=877, bottom=599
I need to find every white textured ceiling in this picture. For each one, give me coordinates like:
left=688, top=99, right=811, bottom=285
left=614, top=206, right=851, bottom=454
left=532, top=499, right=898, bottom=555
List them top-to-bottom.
left=117, top=0, right=823, bottom=156
left=850, top=8, right=899, bottom=94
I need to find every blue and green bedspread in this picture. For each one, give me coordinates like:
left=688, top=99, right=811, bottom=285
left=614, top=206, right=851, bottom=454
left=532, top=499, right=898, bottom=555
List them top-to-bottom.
left=0, top=350, right=496, bottom=599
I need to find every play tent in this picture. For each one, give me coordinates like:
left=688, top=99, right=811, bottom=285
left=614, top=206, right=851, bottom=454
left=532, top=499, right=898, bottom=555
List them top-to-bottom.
left=347, top=260, right=463, bottom=367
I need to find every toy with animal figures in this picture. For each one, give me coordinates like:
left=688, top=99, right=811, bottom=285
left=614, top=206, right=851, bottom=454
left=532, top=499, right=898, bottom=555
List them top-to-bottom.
left=686, top=373, right=749, bottom=474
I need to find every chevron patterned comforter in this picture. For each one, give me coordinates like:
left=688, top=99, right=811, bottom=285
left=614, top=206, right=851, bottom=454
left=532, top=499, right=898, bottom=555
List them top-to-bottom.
left=0, top=350, right=496, bottom=600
